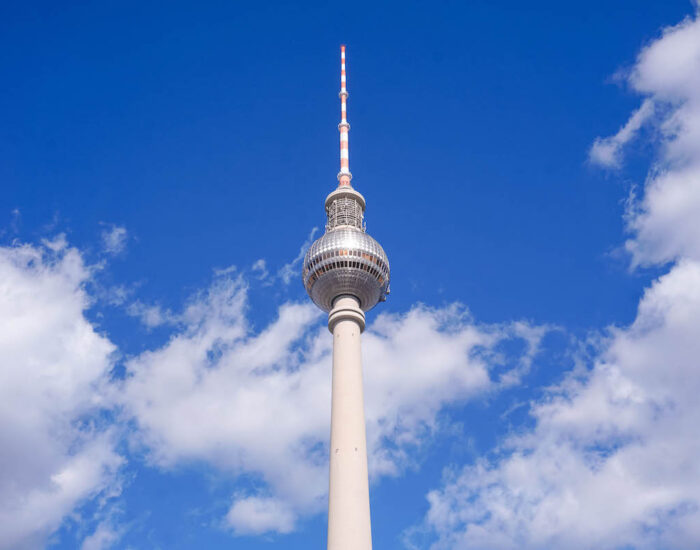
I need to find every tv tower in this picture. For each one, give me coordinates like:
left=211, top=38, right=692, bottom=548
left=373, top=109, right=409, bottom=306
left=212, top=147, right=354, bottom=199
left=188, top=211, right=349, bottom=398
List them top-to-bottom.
left=302, top=46, right=390, bottom=550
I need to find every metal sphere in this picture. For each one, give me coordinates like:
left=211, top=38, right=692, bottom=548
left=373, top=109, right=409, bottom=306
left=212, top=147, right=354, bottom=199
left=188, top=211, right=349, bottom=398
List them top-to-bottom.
left=303, top=228, right=390, bottom=312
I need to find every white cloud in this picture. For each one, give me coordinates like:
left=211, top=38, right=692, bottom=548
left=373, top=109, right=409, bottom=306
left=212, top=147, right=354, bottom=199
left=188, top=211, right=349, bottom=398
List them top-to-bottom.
left=419, top=7, right=700, bottom=549
left=623, top=8, right=700, bottom=266
left=589, top=99, right=655, bottom=169
left=626, top=163, right=700, bottom=267
left=10, top=208, right=21, bottom=233
left=101, top=225, right=128, bottom=256
left=277, top=227, right=318, bottom=285
left=0, top=241, right=122, bottom=549
left=251, top=258, right=269, bottom=280
left=422, top=260, right=700, bottom=550
left=120, top=273, right=544, bottom=535
left=126, top=300, right=178, bottom=328
left=363, top=310, right=544, bottom=478
left=226, top=495, right=297, bottom=535
left=80, top=515, right=125, bottom=550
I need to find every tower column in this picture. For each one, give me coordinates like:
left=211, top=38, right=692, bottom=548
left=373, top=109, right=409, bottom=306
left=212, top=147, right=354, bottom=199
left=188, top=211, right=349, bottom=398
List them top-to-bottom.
left=302, top=45, right=388, bottom=550
left=327, top=295, right=372, bottom=550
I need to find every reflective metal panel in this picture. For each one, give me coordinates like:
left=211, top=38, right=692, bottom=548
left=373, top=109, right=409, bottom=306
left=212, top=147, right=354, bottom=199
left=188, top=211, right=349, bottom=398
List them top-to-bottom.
left=303, top=227, right=390, bottom=312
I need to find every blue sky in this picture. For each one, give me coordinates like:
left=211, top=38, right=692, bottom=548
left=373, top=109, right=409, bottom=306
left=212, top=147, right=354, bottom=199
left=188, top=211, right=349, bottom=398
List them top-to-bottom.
left=2, top=1, right=700, bottom=549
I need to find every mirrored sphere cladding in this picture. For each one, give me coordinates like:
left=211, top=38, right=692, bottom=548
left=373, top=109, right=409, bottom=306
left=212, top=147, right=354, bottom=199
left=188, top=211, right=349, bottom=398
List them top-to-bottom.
left=303, top=227, right=390, bottom=312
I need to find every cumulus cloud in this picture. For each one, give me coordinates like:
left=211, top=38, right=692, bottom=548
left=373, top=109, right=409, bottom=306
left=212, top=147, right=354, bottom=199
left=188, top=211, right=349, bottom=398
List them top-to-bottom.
left=419, top=7, right=700, bottom=549
left=623, top=8, right=700, bottom=266
left=589, top=99, right=655, bottom=169
left=626, top=163, right=700, bottom=267
left=10, top=208, right=21, bottom=233
left=100, top=225, right=128, bottom=256
left=277, top=227, right=318, bottom=285
left=0, top=228, right=536, bottom=541
left=0, top=240, right=122, bottom=549
left=251, top=258, right=269, bottom=281
left=422, top=261, right=700, bottom=549
left=119, top=272, right=544, bottom=535
left=126, top=300, right=178, bottom=328
left=363, top=311, right=544, bottom=478
left=226, top=495, right=297, bottom=535
left=80, top=514, right=125, bottom=550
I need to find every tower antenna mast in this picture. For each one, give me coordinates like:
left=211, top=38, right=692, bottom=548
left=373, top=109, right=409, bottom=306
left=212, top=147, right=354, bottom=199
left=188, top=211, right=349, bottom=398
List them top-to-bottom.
left=338, top=45, right=351, bottom=187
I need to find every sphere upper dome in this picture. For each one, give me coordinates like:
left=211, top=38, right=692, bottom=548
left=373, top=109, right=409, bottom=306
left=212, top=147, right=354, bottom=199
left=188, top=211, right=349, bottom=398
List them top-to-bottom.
left=302, top=228, right=390, bottom=312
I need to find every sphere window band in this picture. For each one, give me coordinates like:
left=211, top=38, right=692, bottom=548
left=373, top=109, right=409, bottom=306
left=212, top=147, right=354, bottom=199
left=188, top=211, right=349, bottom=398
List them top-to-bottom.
left=305, top=248, right=388, bottom=274
left=304, top=249, right=388, bottom=288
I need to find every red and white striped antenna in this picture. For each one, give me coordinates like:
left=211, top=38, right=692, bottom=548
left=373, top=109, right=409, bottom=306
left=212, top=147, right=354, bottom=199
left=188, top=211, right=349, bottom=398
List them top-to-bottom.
left=338, top=45, right=352, bottom=188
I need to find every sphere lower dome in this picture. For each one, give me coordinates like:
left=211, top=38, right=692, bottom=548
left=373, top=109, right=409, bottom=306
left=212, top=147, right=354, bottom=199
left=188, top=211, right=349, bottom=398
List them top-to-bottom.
left=303, top=228, right=390, bottom=312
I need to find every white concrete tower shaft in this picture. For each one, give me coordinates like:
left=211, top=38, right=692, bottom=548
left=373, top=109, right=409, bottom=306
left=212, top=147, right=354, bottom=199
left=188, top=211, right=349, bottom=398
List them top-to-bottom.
left=327, top=295, right=372, bottom=550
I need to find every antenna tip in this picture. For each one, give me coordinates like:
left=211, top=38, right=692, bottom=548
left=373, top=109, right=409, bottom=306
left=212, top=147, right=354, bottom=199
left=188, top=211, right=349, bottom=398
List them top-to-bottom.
left=341, top=44, right=346, bottom=51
